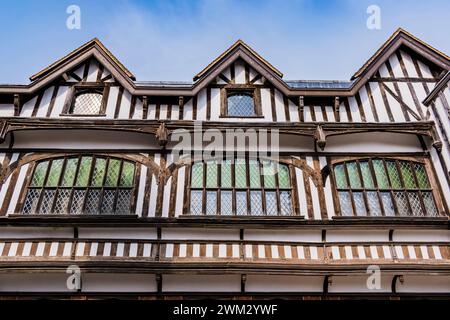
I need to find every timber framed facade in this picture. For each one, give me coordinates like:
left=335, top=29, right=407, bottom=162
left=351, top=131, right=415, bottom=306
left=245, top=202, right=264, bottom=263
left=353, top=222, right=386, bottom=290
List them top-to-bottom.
left=0, top=28, right=449, bottom=299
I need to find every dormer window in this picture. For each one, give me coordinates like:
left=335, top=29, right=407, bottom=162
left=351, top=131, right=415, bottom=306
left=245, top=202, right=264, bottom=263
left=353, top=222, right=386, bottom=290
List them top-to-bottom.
left=222, top=87, right=262, bottom=118
left=70, top=91, right=103, bottom=114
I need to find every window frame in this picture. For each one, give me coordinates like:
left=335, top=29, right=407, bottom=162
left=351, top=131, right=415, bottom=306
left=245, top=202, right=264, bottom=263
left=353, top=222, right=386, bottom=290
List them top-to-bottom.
left=61, top=84, right=109, bottom=117
left=220, top=86, right=263, bottom=118
left=18, top=155, right=138, bottom=216
left=330, top=156, right=442, bottom=217
left=186, top=157, right=296, bottom=217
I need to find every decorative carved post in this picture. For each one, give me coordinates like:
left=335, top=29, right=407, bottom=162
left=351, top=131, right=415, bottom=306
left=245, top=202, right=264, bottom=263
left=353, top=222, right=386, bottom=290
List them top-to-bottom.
left=13, top=94, right=21, bottom=116
left=142, top=96, right=148, bottom=119
left=299, top=96, right=304, bottom=122
left=334, top=96, right=340, bottom=122
left=156, top=122, right=169, bottom=148
left=314, top=125, right=326, bottom=151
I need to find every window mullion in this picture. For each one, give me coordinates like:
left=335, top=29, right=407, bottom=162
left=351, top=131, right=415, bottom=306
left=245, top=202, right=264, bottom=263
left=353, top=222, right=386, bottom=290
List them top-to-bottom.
left=368, top=159, right=385, bottom=217
left=356, top=160, right=370, bottom=216
left=394, top=160, right=413, bottom=216
left=217, top=161, right=222, bottom=216
left=410, top=161, right=427, bottom=216
left=343, top=162, right=356, bottom=216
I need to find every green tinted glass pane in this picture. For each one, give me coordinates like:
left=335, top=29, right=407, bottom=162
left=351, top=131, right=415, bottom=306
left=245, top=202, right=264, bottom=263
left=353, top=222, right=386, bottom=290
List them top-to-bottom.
left=75, top=157, right=93, bottom=187
left=61, top=158, right=78, bottom=187
left=91, top=158, right=106, bottom=187
left=46, top=159, right=64, bottom=187
left=105, top=159, right=120, bottom=187
left=235, top=159, right=247, bottom=188
left=220, top=160, right=232, bottom=188
left=249, top=160, right=261, bottom=188
left=373, top=160, right=389, bottom=189
left=30, top=161, right=49, bottom=187
left=120, top=161, right=135, bottom=187
left=206, top=161, right=217, bottom=188
left=263, top=161, right=276, bottom=188
left=359, top=161, right=374, bottom=189
left=386, top=161, right=402, bottom=189
left=399, top=161, right=416, bottom=189
left=191, top=162, right=203, bottom=188
left=346, top=162, right=362, bottom=188
left=414, top=163, right=430, bottom=189
left=278, top=164, right=290, bottom=188
left=334, top=164, right=347, bottom=188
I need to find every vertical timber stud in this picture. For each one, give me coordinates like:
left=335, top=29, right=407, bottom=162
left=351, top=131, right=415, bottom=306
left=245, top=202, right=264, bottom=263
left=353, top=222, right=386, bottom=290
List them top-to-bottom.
left=142, top=96, right=148, bottom=119
left=178, top=96, right=184, bottom=120
left=299, top=96, right=304, bottom=122
left=334, top=97, right=340, bottom=122
left=241, top=274, right=246, bottom=293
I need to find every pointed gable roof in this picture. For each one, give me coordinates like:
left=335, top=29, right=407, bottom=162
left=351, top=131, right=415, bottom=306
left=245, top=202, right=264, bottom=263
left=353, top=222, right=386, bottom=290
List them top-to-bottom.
left=351, top=28, right=450, bottom=81
left=29, top=38, right=135, bottom=82
left=193, top=40, right=283, bottom=81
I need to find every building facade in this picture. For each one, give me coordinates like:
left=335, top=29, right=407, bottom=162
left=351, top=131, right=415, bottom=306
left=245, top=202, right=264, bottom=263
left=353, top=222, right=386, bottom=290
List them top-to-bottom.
left=0, top=28, right=448, bottom=299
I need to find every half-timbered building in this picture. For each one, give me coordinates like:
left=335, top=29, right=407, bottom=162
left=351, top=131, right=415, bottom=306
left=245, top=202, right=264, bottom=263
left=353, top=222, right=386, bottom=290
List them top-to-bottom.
left=0, top=28, right=448, bottom=298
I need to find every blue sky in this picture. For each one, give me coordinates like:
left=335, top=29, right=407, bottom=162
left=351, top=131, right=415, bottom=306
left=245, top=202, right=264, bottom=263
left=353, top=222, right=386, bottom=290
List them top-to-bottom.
left=0, top=0, right=449, bottom=83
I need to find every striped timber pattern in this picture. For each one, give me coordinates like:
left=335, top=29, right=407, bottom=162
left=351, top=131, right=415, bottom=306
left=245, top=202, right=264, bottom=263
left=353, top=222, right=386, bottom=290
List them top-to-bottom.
left=0, top=240, right=448, bottom=265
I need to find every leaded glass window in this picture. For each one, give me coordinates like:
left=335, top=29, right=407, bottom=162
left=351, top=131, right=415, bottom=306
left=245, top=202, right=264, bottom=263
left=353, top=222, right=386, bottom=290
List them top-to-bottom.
left=70, top=91, right=103, bottom=114
left=226, top=92, right=256, bottom=117
left=22, top=156, right=136, bottom=215
left=189, top=159, right=293, bottom=216
left=334, top=159, right=438, bottom=217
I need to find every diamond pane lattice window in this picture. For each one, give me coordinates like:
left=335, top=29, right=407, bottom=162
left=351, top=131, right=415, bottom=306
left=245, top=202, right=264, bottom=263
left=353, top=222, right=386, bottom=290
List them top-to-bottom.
left=70, top=92, right=103, bottom=114
left=226, top=92, right=256, bottom=117
left=21, top=156, right=136, bottom=215
left=189, top=159, right=294, bottom=216
left=333, top=159, right=438, bottom=217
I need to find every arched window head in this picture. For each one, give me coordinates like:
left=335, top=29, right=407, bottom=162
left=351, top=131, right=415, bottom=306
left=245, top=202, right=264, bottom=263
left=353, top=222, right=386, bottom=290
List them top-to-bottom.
left=70, top=91, right=103, bottom=114
left=227, top=92, right=256, bottom=117
left=22, top=156, right=136, bottom=215
left=334, top=158, right=438, bottom=217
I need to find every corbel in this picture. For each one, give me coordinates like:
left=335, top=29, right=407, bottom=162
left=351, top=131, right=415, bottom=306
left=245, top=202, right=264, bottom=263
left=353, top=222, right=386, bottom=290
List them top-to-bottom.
left=13, top=94, right=21, bottom=116
left=142, top=95, right=148, bottom=119
left=178, top=96, right=184, bottom=120
left=298, top=96, right=304, bottom=122
left=334, top=96, right=340, bottom=122
left=156, top=122, right=169, bottom=148
left=314, top=125, right=327, bottom=150
left=430, top=126, right=443, bottom=152
left=391, top=275, right=404, bottom=294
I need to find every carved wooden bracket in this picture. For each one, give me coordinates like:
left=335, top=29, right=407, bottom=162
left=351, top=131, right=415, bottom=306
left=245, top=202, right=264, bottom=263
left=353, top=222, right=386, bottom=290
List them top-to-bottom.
left=13, top=94, right=21, bottom=116
left=298, top=96, right=304, bottom=122
left=334, top=96, right=340, bottom=122
left=155, top=122, right=169, bottom=148
left=314, top=125, right=326, bottom=150
left=430, top=127, right=443, bottom=152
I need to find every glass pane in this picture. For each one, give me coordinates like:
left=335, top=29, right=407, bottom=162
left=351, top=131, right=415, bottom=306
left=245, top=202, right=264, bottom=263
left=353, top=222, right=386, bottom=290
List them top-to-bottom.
left=72, top=92, right=102, bottom=114
left=227, top=93, right=255, bottom=117
left=75, top=157, right=93, bottom=187
left=61, top=158, right=78, bottom=187
left=91, top=158, right=106, bottom=187
left=46, top=159, right=64, bottom=187
left=105, top=159, right=120, bottom=187
left=235, top=159, right=247, bottom=188
left=221, top=160, right=232, bottom=188
left=249, top=160, right=261, bottom=188
left=373, top=160, right=389, bottom=189
left=30, top=161, right=49, bottom=187
left=120, top=161, right=135, bottom=187
left=206, top=161, right=217, bottom=188
left=263, top=161, right=276, bottom=188
left=360, top=161, right=374, bottom=189
left=386, top=161, right=402, bottom=189
left=399, top=161, right=416, bottom=189
left=346, top=162, right=362, bottom=188
left=191, top=163, right=203, bottom=188
left=413, top=163, right=430, bottom=189
left=278, top=164, right=290, bottom=188
left=334, top=164, right=347, bottom=188
left=22, top=189, right=41, bottom=214
left=53, top=189, right=71, bottom=214
left=84, top=189, right=101, bottom=214
left=100, top=189, right=116, bottom=214
left=116, top=189, right=132, bottom=214
left=39, top=190, right=56, bottom=214
left=70, top=190, right=85, bottom=214
left=190, top=190, right=202, bottom=215
left=206, top=191, right=217, bottom=215
left=220, top=191, right=233, bottom=216
left=236, top=191, right=247, bottom=215
left=250, top=191, right=263, bottom=216
left=265, top=191, right=277, bottom=215
left=280, top=191, right=293, bottom=216
left=338, top=191, right=352, bottom=216
left=366, top=191, right=381, bottom=216
left=394, top=191, right=409, bottom=216
left=353, top=192, right=367, bottom=216
left=381, top=192, right=395, bottom=216
left=407, top=192, right=423, bottom=216
left=422, top=192, right=437, bottom=216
